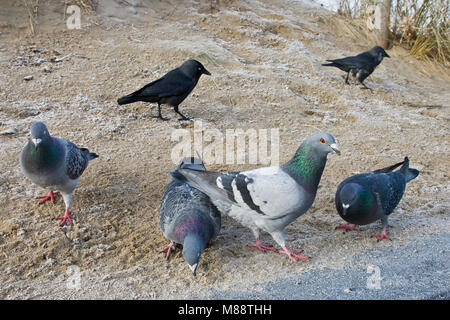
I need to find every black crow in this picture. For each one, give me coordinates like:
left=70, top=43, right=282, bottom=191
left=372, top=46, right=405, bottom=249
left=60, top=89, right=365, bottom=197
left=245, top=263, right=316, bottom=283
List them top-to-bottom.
left=322, top=46, right=390, bottom=91
left=117, top=59, right=211, bottom=120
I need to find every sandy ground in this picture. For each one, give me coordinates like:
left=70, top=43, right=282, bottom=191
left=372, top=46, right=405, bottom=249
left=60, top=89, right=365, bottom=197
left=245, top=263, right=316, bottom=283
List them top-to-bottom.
left=0, top=0, right=449, bottom=299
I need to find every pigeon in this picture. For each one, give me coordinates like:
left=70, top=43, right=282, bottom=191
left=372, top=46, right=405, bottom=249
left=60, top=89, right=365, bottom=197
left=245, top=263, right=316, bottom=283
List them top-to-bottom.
left=322, top=46, right=390, bottom=90
left=117, top=59, right=211, bottom=121
left=20, top=122, right=99, bottom=226
left=171, top=133, right=340, bottom=262
left=160, top=157, right=221, bottom=276
left=335, top=157, right=419, bottom=241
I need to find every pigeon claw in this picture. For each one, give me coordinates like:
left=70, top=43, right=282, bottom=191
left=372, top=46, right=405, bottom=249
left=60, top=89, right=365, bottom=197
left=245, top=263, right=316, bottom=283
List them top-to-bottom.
left=39, top=190, right=59, bottom=204
left=55, top=209, right=73, bottom=226
left=335, top=223, right=360, bottom=231
left=373, top=227, right=391, bottom=241
left=248, top=238, right=277, bottom=253
left=160, top=241, right=178, bottom=259
left=279, top=246, right=310, bottom=262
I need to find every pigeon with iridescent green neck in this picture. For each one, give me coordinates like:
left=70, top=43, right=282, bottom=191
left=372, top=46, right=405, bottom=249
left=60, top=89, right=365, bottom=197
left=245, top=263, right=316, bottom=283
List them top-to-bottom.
left=20, top=122, right=98, bottom=226
left=171, top=133, right=340, bottom=262
left=335, top=157, right=419, bottom=241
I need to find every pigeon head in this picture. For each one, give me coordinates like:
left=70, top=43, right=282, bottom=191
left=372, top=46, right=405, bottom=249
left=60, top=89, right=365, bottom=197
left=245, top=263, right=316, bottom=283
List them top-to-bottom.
left=180, top=59, right=211, bottom=78
left=29, top=122, right=51, bottom=149
left=303, top=132, right=341, bottom=157
left=339, top=183, right=361, bottom=215
left=182, top=234, right=207, bottom=276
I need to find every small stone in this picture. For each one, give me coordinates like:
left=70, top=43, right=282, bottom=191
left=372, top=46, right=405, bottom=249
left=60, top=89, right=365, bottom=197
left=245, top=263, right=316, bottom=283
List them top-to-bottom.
left=43, top=65, right=52, bottom=73
left=24, top=75, right=33, bottom=81
left=0, top=128, right=17, bottom=135
left=46, top=258, right=57, bottom=266
left=344, top=287, right=352, bottom=293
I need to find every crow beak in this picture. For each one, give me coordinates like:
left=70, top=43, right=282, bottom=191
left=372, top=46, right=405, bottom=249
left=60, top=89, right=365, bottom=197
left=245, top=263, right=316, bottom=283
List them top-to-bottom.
left=385, top=52, right=390, bottom=58
left=203, top=68, right=211, bottom=76
left=32, top=138, right=42, bottom=148
left=330, top=143, right=341, bottom=155
left=189, top=263, right=198, bottom=276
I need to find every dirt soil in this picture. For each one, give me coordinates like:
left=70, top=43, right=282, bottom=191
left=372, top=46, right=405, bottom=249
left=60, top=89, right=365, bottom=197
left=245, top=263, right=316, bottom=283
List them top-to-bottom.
left=0, top=0, right=448, bottom=299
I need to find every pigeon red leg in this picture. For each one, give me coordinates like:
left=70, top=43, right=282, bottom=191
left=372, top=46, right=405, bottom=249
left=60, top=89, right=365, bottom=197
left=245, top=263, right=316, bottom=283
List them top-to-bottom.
left=39, top=190, right=59, bottom=204
left=55, top=209, right=73, bottom=226
left=335, top=223, right=360, bottom=231
left=373, top=226, right=391, bottom=241
left=248, top=238, right=277, bottom=252
left=160, top=241, right=178, bottom=259
left=279, top=246, right=310, bottom=262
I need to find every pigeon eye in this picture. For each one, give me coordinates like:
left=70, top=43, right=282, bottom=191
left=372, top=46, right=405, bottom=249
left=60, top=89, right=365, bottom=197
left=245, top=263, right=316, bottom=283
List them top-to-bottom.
left=320, top=138, right=325, bottom=144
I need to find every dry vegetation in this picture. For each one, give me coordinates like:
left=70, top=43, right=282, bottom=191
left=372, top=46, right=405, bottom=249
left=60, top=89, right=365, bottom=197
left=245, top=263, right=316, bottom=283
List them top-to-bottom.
left=338, top=0, right=449, bottom=65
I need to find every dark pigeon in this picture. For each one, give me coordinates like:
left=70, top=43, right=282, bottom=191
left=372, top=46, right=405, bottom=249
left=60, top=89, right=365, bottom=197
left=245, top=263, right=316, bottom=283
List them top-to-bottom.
left=322, top=46, right=390, bottom=90
left=117, top=59, right=211, bottom=120
left=20, top=122, right=98, bottom=226
left=171, top=133, right=340, bottom=262
left=160, top=157, right=220, bottom=275
left=335, top=157, right=419, bottom=240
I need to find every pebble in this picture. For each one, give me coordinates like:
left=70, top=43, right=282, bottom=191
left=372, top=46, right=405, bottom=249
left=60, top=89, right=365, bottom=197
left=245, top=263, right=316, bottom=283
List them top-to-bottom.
left=43, top=65, right=52, bottom=73
left=24, top=75, right=33, bottom=81
left=0, top=128, right=17, bottom=135
left=344, top=287, right=352, bottom=293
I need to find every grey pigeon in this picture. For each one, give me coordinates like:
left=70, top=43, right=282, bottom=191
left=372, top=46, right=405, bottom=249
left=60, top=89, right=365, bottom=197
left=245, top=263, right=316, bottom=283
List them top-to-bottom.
left=322, top=46, right=390, bottom=90
left=117, top=59, right=211, bottom=120
left=20, top=122, right=98, bottom=226
left=171, top=133, right=340, bottom=262
left=160, top=157, right=221, bottom=275
left=335, top=157, right=419, bottom=240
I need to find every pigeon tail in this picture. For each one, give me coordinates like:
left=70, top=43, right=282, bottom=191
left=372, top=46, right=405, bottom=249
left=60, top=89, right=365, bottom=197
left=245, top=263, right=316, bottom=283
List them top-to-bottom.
left=80, top=148, right=99, bottom=160
left=399, top=157, right=419, bottom=182
left=373, top=159, right=406, bottom=174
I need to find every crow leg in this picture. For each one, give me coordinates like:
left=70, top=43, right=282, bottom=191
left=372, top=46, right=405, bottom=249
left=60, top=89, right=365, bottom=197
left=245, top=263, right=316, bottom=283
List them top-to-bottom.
left=345, top=71, right=350, bottom=84
left=360, top=82, right=373, bottom=92
left=151, top=103, right=169, bottom=121
left=174, top=105, right=191, bottom=121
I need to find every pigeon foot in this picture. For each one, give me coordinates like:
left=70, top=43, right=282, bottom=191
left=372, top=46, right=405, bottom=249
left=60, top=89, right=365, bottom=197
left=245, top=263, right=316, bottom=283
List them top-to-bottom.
left=39, top=190, right=59, bottom=204
left=55, top=209, right=73, bottom=226
left=335, top=223, right=360, bottom=231
left=373, top=226, right=391, bottom=241
left=248, top=238, right=277, bottom=252
left=160, top=241, right=178, bottom=259
left=279, top=246, right=310, bottom=262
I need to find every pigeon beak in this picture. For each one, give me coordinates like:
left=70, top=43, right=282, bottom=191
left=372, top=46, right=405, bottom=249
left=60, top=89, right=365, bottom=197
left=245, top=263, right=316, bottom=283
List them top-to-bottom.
left=203, top=68, right=211, bottom=76
left=32, top=138, right=42, bottom=148
left=330, top=143, right=341, bottom=155
left=342, top=203, right=350, bottom=215
left=189, top=263, right=198, bottom=276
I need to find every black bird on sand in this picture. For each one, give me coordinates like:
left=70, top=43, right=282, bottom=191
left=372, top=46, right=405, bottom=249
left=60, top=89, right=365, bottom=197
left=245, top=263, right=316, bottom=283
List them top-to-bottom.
left=322, top=46, right=390, bottom=91
left=117, top=59, right=211, bottom=120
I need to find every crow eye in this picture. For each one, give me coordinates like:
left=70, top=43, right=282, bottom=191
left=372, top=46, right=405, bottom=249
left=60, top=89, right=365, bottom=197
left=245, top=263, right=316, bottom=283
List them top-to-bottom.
left=198, top=67, right=201, bottom=70
left=320, top=138, right=325, bottom=144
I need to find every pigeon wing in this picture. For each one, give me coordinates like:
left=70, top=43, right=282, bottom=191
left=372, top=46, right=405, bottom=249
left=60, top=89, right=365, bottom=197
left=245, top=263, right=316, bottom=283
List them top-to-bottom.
left=63, top=140, right=89, bottom=180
